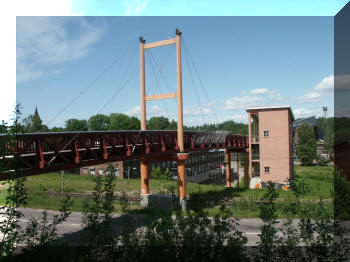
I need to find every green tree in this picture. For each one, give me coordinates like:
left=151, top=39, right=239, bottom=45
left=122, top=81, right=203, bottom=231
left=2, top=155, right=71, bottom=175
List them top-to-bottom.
left=22, top=106, right=49, bottom=133
left=109, top=113, right=140, bottom=130
left=88, top=114, right=110, bottom=131
left=147, top=116, right=170, bottom=130
left=65, top=119, right=88, bottom=131
left=0, top=120, right=7, bottom=133
left=165, top=120, right=177, bottom=130
left=218, top=120, right=248, bottom=134
left=296, top=123, right=317, bottom=166
left=50, top=127, right=66, bottom=132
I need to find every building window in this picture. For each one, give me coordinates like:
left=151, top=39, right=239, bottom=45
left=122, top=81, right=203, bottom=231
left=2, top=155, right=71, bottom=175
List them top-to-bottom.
left=263, top=130, right=269, bottom=137
left=264, top=166, right=270, bottom=174
left=83, top=167, right=88, bottom=174
left=90, top=168, right=96, bottom=175
left=98, top=168, right=104, bottom=175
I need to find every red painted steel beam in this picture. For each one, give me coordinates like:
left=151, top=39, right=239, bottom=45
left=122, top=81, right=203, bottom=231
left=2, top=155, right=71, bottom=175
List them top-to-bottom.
left=0, top=130, right=248, bottom=180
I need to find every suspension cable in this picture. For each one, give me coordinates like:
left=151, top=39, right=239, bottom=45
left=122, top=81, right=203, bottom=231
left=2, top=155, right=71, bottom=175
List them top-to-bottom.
left=182, top=38, right=220, bottom=125
left=46, top=42, right=138, bottom=127
left=182, top=42, right=206, bottom=128
left=47, top=43, right=141, bottom=166
left=107, top=44, right=138, bottom=112
left=146, top=47, right=174, bottom=96
left=149, top=49, right=176, bottom=94
left=147, top=51, right=172, bottom=121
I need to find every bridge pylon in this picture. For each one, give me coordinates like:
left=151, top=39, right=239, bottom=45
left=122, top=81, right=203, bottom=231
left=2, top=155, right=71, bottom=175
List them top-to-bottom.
left=139, top=29, right=188, bottom=211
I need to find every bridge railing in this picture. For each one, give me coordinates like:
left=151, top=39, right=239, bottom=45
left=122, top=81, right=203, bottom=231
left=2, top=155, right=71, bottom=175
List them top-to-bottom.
left=0, top=130, right=248, bottom=178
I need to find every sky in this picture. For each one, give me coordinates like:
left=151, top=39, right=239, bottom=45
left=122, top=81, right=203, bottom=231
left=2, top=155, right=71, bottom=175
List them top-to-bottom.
left=1, top=1, right=347, bottom=127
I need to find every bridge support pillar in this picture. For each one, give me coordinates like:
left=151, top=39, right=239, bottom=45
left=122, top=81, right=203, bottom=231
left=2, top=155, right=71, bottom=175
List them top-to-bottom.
left=225, top=151, right=231, bottom=187
left=244, top=152, right=249, bottom=188
left=177, top=153, right=189, bottom=211
left=140, top=158, right=149, bottom=195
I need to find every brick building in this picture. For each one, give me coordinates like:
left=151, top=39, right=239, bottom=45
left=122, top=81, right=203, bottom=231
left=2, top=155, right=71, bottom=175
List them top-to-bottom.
left=246, top=106, right=294, bottom=188
left=80, top=161, right=124, bottom=178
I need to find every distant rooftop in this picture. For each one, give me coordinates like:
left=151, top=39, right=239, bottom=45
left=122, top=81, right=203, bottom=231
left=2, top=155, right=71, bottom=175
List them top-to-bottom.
left=245, top=105, right=295, bottom=121
left=246, top=105, right=291, bottom=111
left=293, top=115, right=317, bottom=127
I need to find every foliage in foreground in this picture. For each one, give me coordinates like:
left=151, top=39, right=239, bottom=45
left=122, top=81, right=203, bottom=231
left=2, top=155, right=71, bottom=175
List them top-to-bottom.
left=0, top=105, right=72, bottom=258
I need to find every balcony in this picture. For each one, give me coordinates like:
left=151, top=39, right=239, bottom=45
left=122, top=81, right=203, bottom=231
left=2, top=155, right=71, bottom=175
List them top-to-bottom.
left=251, top=136, right=259, bottom=143
left=252, top=153, right=260, bottom=160
left=252, top=171, right=260, bottom=177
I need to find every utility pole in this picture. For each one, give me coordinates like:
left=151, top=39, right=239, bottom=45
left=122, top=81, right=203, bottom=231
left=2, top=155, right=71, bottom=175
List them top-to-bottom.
left=322, top=106, right=329, bottom=157
left=322, top=107, right=328, bottom=139
left=322, top=107, right=328, bottom=119
left=61, top=170, right=64, bottom=193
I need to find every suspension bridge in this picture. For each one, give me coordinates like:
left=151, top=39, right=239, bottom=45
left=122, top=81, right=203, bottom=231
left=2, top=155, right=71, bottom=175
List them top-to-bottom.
left=1, top=29, right=250, bottom=209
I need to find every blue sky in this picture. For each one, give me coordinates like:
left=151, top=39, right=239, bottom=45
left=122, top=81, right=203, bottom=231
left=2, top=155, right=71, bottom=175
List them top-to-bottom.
left=16, top=16, right=334, bottom=127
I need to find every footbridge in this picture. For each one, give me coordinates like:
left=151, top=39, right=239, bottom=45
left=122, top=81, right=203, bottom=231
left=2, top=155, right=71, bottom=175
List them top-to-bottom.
left=1, top=29, right=250, bottom=210
left=0, top=130, right=248, bottom=179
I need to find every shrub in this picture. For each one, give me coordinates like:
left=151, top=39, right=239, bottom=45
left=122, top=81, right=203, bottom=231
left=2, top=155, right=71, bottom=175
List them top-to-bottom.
left=151, top=167, right=172, bottom=180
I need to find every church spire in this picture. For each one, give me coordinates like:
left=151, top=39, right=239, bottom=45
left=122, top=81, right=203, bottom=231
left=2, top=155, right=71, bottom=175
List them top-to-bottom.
left=34, top=105, right=39, bottom=118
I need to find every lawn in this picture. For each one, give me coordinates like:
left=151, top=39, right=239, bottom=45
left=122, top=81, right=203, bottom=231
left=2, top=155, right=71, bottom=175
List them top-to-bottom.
left=0, top=165, right=334, bottom=217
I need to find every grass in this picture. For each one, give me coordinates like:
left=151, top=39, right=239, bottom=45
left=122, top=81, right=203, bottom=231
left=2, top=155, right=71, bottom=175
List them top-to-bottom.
left=0, top=165, right=334, bottom=218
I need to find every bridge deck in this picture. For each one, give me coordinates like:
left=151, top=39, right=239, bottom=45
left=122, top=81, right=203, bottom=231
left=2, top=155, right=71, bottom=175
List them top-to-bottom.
left=0, top=130, right=248, bottom=179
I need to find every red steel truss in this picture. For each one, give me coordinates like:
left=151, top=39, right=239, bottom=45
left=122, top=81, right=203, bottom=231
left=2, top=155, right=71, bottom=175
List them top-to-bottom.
left=0, top=130, right=248, bottom=179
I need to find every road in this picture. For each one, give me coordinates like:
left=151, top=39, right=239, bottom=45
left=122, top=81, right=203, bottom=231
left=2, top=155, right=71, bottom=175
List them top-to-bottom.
left=2, top=208, right=350, bottom=246
left=8, top=208, right=280, bottom=246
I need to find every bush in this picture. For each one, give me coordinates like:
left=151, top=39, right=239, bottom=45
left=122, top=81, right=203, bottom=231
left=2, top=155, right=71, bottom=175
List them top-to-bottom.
left=317, top=156, right=329, bottom=166
left=151, top=167, right=172, bottom=180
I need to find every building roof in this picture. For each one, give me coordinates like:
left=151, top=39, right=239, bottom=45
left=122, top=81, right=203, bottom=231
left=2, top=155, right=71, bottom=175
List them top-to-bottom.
left=246, top=105, right=295, bottom=122
left=293, top=115, right=317, bottom=127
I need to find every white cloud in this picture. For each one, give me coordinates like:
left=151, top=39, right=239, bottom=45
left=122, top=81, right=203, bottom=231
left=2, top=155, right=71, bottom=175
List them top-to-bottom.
left=123, top=0, right=149, bottom=15
left=16, top=17, right=107, bottom=83
left=293, top=75, right=334, bottom=104
left=314, top=75, right=334, bottom=93
left=249, top=88, right=283, bottom=101
left=250, top=88, right=269, bottom=95
left=268, top=90, right=283, bottom=101
left=293, top=92, right=322, bottom=103
left=223, top=96, right=264, bottom=110
left=183, top=102, right=214, bottom=116
left=124, top=105, right=172, bottom=118
left=124, top=106, right=140, bottom=116
left=293, top=107, right=320, bottom=119
left=228, top=114, right=247, bottom=122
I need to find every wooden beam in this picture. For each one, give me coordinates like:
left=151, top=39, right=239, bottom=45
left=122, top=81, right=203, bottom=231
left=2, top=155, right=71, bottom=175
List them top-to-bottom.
left=144, top=38, right=176, bottom=49
left=140, top=39, right=146, bottom=130
left=145, top=93, right=177, bottom=101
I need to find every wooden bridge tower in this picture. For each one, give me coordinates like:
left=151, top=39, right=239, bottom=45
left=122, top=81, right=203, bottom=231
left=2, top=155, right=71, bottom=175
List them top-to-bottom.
left=139, top=29, right=189, bottom=210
